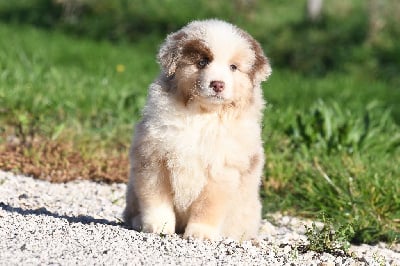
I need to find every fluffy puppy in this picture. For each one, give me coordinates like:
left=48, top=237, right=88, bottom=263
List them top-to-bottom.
left=123, top=19, right=271, bottom=240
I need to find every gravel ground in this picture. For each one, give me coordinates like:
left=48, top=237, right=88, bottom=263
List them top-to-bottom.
left=0, top=170, right=399, bottom=265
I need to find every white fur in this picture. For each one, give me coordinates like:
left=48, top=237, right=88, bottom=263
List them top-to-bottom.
left=124, top=19, right=271, bottom=240
left=141, top=202, right=176, bottom=235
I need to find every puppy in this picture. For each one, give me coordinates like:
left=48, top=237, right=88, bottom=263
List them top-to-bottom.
left=123, top=19, right=271, bottom=240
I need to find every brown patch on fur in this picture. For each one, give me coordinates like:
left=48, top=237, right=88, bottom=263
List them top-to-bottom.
left=237, top=29, right=270, bottom=84
left=158, top=31, right=188, bottom=77
left=172, top=31, right=187, bottom=41
left=181, top=39, right=214, bottom=66
left=250, top=39, right=269, bottom=81
left=167, top=40, right=215, bottom=107
left=172, top=70, right=197, bottom=107
left=199, top=105, right=210, bottom=113
left=248, top=153, right=260, bottom=174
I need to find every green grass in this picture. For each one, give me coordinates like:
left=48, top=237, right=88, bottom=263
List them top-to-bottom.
left=0, top=23, right=399, bottom=244
left=0, top=24, right=159, bottom=147
left=263, top=100, right=400, bottom=243
left=304, top=213, right=355, bottom=255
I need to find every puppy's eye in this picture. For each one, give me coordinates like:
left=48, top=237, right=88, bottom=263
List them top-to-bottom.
left=197, top=58, right=209, bottom=69
left=230, top=64, right=238, bottom=71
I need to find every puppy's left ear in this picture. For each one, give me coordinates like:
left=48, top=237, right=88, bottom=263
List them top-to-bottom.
left=157, top=30, right=187, bottom=77
left=239, top=30, right=272, bottom=85
left=251, top=41, right=272, bottom=85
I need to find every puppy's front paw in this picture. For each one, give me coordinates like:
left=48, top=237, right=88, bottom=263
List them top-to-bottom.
left=141, top=205, right=176, bottom=235
left=142, top=220, right=175, bottom=235
left=184, top=223, right=220, bottom=240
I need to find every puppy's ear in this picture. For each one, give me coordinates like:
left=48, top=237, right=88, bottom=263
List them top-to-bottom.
left=239, top=30, right=272, bottom=85
left=157, top=31, right=187, bottom=77
left=250, top=40, right=272, bottom=85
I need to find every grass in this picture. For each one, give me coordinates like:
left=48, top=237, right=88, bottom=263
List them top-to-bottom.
left=0, top=22, right=399, bottom=244
left=0, top=24, right=157, bottom=181
left=0, top=24, right=161, bottom=144
left=304, top=213, right=355, bottom=255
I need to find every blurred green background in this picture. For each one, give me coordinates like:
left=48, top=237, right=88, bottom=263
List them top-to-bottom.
left=0, top=0, right=399, bottom=244
left=2, top=0, right=400, bottom=85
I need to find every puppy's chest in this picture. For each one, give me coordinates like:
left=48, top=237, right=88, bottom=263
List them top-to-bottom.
left=154, top=114, right=259, bottom=210
left=160, top=115, right=258, bottom=168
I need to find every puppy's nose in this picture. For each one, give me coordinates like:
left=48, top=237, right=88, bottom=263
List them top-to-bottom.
left=210, top=80, right=225, bottom=93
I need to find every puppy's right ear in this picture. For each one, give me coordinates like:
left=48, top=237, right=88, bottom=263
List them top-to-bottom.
left=157, top=31, right=187, bottom=77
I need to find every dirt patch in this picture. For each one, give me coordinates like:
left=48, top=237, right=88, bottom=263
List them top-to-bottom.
left=0, top=135, right=129, bottom=183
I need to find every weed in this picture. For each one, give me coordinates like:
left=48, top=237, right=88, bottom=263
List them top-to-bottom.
left=111, top=196, right=124, bottom=205
left=304, top=214, right=355, bottom=255
left=115, top=217, right=124, bottom=225
left=159, top=222, right=168, bottom=238
left=289, top=246, right=299, bottom=261
left=372, top=252, right=386, bottom=266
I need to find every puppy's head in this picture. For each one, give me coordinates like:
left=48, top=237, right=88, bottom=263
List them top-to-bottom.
left=158, top=19, right=271, bottom=109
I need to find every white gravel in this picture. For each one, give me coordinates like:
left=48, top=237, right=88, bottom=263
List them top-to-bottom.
left=0, top=170, right=399, bottom=265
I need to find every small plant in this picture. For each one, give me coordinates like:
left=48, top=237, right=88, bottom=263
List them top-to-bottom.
left=11, top=112, right=38, bottom=145
left=304, top=214, right=355, bottom=255
left=159, top=222, right=168, bottom=238
left=372, top=252, right=386, bottom=266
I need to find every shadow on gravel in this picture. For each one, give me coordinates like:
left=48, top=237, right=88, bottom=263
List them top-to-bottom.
left=0, top=202, right=124, bottom=227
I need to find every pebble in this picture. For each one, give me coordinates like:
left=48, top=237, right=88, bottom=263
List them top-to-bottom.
left=0, top=170, right=398, bottom=265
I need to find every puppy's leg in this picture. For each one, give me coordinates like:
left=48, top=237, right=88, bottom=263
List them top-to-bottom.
left=221, top=152, right=264, bottom=240
left=135, top=161, right=176, bottom=235
left=123, top=172, right=141, bottom=230
left=184, top=177, right=235, bottom=240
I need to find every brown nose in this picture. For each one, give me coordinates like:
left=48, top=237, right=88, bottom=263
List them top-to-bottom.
left=210, top=80, right=225, bottom=93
